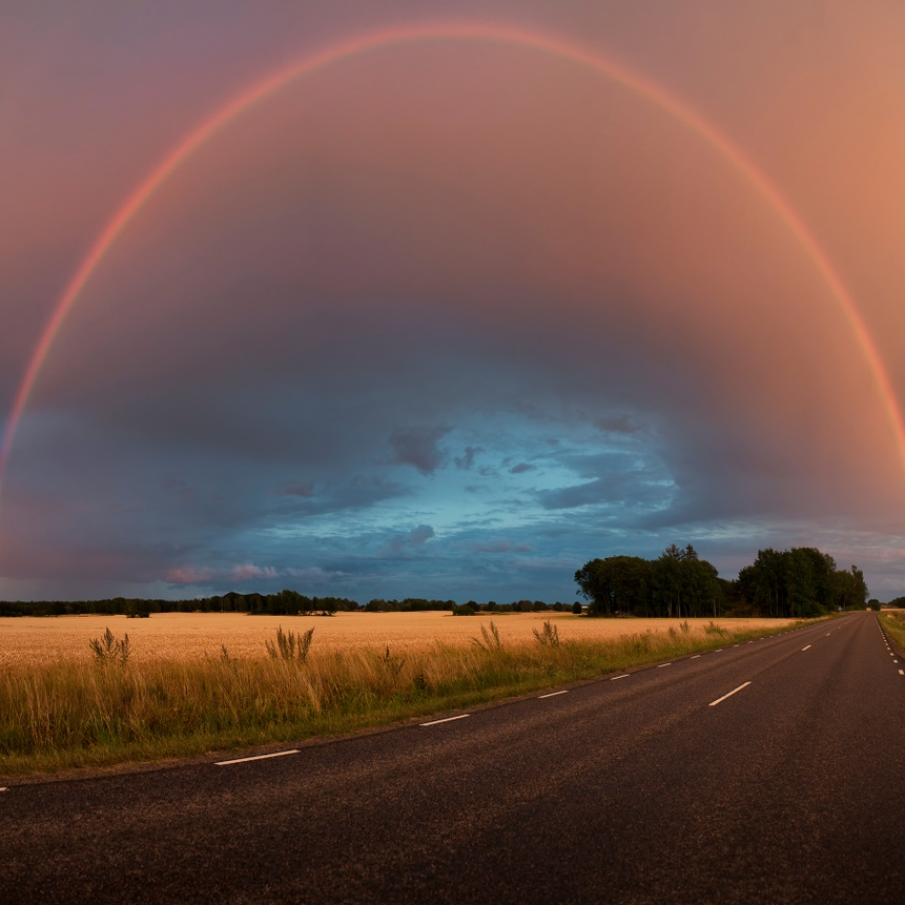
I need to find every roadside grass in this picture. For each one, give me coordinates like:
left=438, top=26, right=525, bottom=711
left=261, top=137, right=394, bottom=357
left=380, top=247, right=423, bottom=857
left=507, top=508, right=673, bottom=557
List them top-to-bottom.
left=879, top=611, right=905, bottom=651
left=0, top=619, right=804, bottom=778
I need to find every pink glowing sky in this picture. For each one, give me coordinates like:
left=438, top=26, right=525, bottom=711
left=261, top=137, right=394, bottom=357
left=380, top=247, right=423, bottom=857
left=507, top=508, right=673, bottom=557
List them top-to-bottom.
left=2, top=0, right=905, bottom=602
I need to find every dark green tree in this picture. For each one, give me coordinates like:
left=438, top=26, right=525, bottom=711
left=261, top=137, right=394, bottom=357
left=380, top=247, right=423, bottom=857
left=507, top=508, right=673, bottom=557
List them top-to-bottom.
left=575, top=556, right=652, bottom=616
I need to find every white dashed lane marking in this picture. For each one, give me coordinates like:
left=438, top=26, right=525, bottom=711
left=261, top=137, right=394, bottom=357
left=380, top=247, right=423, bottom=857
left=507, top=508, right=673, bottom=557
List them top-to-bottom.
left=802, top=645, right=812, bottom=651
left=657, top=663, right=672, bottom=668
left=610, top=674, right=631, bottom=681
left=709, top=682, right=752, bottom=707
left=538, top=690, right=568, bottom=699
left=421, top=714, right=471, bottom=727
left=216, top=749, right=299, bottom=766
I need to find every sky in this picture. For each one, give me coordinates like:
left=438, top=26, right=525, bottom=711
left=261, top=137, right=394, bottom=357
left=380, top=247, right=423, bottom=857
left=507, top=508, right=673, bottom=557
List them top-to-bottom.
left=3, top=0, right=905, bottom=603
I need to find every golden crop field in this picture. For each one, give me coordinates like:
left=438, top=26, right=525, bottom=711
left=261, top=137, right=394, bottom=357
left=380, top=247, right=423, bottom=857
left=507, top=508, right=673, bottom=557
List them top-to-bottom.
left=0, top=612, right=797, bottom=666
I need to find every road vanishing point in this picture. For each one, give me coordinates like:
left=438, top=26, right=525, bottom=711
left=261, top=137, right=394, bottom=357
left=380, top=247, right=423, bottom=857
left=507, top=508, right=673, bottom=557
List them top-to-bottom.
left=2, top=612, right=904, bottom=903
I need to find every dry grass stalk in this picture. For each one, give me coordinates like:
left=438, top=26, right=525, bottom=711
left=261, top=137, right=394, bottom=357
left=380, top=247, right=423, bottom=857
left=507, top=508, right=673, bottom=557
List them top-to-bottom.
left=471, top=621, right=503, bottom=652
left=532, top=621, right=560, bottom=647
left=265, top=626, right=314, bottom=662
left=88, top=627, right=130, bottom=665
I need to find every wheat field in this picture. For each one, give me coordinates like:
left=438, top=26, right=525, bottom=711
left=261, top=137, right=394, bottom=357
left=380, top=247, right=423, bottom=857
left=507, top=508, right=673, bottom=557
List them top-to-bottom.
left=0, top=611, right=796, bottom=666
left=0, top=611, right=806, bottom=775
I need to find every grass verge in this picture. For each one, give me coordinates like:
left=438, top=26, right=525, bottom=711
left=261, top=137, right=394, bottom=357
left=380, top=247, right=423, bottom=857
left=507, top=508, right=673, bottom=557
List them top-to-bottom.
left=879, top=611, right=905, bottom=651
left=1, top=620, right=804, bottom=779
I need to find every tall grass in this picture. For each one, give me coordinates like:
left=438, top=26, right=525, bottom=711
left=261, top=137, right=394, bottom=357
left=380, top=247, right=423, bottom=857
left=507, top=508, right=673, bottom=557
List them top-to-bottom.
left=0, top=621, right=798, bottom=777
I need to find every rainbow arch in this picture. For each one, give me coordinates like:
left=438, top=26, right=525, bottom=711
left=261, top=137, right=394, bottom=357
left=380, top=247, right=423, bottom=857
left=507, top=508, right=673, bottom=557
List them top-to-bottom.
left=2, top=19, right=903, bottom=515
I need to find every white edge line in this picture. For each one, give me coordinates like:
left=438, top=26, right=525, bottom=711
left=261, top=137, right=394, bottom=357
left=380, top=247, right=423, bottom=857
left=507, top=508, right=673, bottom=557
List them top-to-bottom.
left=610, top=673, right=631, bottom=681
left=709, top=681, right=752, bottom=707
left=538, top=690, right=568, bottom=699
left=421, top=714, right=471, bottom=727
left=216, top=749, right=300, bottom=766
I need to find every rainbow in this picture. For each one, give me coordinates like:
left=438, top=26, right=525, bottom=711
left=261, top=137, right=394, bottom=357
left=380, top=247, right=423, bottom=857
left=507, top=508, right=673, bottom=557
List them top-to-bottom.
left=2, top=20, right=903, bottom=516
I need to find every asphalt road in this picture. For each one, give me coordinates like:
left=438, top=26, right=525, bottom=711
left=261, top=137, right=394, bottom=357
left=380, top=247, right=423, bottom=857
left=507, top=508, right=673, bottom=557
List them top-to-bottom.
left=2, top=613, right=904, bottom=904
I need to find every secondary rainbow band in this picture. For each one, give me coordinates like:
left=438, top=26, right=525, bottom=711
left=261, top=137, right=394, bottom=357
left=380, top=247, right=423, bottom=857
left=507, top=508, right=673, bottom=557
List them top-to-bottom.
left=2, top=20, right=903, bottom=512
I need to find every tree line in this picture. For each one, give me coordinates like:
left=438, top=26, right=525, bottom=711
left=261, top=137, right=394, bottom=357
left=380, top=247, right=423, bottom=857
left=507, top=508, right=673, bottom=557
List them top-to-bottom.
left=575, top=544, right=869, bottom=619
left=0, top=591, right=359, bottom=618
left=0, top=592, right=585, bottom=618
left=0, top=593, right=583, bottom=618
left=366, top=598, right=579, bottom=614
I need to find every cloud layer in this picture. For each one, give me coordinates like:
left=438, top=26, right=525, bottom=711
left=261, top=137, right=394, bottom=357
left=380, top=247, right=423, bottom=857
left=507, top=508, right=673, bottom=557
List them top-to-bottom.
left=2, top=0, right=905, bottom=601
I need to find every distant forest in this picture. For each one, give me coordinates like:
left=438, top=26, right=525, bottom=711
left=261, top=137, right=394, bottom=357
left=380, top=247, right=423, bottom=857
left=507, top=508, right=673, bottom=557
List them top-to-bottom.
left=0, top=544, right=876, bottom=618
left=0, top=590, right=360, bottom=618
left=0, top=591, right=577, bottom=618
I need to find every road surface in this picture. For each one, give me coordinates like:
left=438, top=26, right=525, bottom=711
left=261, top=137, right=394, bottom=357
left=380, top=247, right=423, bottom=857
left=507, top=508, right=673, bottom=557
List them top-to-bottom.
left=2, top=613, right=904, bottom=903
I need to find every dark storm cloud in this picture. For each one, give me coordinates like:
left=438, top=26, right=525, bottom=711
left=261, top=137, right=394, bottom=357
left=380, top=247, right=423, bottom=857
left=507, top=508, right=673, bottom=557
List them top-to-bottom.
left=596, top=415, right=644, bottom=435
left=387, top=427, right=451, bottom=476
left=455, top=446, right=483, bottom=470
left=538, top=474, right=674, bottom=513
left=271, top=475, right=410, bottom=519
left=276, top=481, right=315, bottom=498
left=379, top=524, right=437, bottom=559
left=467, top=539, right=534, bottom=554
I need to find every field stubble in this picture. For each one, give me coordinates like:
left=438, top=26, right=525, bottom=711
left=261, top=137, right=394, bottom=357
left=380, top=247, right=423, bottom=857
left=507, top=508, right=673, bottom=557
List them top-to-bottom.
left=0, top=613, right=800, bottom=778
